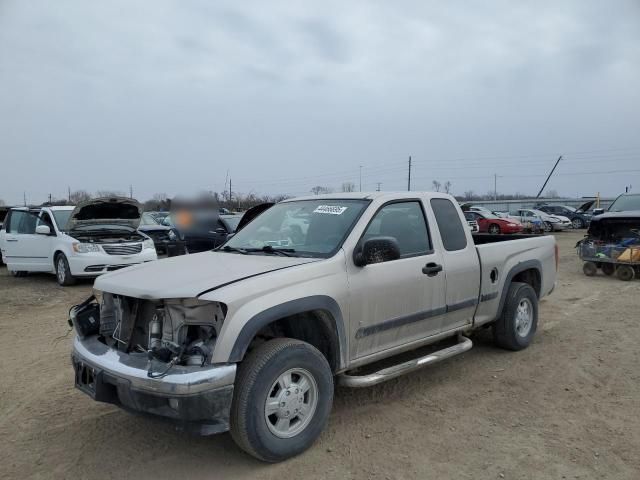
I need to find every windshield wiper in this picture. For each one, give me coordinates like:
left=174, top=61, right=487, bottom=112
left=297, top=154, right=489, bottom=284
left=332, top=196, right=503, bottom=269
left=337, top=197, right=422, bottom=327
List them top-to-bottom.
left=219, top=245, right=249, bottom=255
left=246, top=246, right=296, bottom=257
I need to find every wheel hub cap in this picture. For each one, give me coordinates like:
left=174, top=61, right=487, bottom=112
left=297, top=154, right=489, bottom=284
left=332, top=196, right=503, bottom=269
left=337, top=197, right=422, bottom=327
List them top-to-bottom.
left=515, top=298, right=533, bottom=337
left=264, top=368, right=318, bottom=438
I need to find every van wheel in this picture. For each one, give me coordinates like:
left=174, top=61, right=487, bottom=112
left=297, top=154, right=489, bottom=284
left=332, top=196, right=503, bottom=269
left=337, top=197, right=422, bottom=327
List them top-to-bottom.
left=55, top=253, right=76, bottom=286
left=616, top=265, right=635, bottom=282
left=493, top=282, right=538, bottom=351
left=230, top=338, right=333, bottom=462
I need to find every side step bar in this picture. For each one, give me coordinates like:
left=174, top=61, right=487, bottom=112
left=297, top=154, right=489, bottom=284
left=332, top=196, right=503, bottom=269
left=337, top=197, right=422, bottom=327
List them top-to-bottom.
left=338, top=336, right=473, bottom=388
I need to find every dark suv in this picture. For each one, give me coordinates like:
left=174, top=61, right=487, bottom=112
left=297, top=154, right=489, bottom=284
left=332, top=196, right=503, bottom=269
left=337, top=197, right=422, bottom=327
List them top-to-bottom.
left=537, top=204, right=591, bottom=229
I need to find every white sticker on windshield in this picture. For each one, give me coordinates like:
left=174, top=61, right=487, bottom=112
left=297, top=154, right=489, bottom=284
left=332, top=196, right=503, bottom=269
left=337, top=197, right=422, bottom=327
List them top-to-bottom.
left=314, top=205, right=348, bottom=215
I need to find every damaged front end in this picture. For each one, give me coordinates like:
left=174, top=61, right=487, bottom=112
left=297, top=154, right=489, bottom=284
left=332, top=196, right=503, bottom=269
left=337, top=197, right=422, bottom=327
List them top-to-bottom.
left=70, top=292, right=236, bottom=435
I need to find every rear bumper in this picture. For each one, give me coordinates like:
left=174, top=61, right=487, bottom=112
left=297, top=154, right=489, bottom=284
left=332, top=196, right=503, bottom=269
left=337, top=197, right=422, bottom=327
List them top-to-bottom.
left=71, top=335, right=236, bottom=434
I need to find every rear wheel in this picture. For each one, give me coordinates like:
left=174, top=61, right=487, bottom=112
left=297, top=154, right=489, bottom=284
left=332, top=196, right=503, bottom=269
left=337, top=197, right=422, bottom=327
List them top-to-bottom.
left=544, top=222, right=553, bottom=232
left=488, top=223, right=501, bottom=234
left=55, top=253, right=76, bottom=286
left=582, top=262, right=597, bottom=276
left=601, top=263, right=615, bottom=276
left=616, top=265, right=635, bottom=282
left=493, top=282, right=538, bottom=351
left=230, top=338, right=333, bottom=462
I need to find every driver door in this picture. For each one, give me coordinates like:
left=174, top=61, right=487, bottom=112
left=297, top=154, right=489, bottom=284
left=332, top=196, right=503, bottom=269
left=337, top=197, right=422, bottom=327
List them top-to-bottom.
left=347, top=200, right=446, bottom=360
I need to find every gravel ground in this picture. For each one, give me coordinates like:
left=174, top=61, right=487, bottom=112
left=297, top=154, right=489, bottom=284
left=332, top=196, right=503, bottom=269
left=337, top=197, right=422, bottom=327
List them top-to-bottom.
left=0, top=230, right=639, bottom=480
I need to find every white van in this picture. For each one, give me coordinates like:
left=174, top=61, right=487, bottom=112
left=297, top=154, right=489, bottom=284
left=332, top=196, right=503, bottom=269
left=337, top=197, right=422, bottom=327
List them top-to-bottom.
left=0, top=197, right=157, bottom=285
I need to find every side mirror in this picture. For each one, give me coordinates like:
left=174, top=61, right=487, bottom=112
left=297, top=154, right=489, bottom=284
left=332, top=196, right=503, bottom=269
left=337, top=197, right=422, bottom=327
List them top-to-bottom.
left=592, top=208, right=604, bottom=216
left=35, top=225, right=51, bottom=235
left=214, top=227, right=227, bottom=234
left=354, top=237, right=401, bottom=267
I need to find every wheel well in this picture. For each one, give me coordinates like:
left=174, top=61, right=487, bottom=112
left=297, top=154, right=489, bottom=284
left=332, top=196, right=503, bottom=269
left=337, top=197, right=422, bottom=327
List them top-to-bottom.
left=53, top=250, right=64, bottom=267
left=512, top=268, right=541, bottom=298
left=246, top=310, right=341, bottom=372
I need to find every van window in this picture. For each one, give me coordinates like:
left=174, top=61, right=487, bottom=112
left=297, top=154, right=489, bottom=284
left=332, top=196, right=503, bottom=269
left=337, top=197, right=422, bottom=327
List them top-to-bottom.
left=430, top=199, right=468, bottom=251
left=7, top=211, right=38, bottom=234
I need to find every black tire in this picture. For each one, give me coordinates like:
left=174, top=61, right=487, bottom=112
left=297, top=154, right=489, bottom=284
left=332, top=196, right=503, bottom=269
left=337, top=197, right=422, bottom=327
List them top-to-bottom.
left=572, top=218, right=584, bottom=229
left=544, top=222, right=553, bottom=233
left=488, top=224, right=501, bottom=235
left=55, top=253, right=76, bottom=286
left=583, top=262, right=598, bottom=276
left=601, top=263, right=615, bottom=276
left=616, top=265, right=635, bottom=282
left=493, top=282, right=538, bottom=351
left=230, top=338, right=333, bottom=462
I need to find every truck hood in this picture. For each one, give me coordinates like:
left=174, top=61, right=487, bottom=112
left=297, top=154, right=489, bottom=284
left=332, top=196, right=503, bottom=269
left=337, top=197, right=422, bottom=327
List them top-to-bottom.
left=65, top=197, right=143, bottom=231
left=93, top=251, right=320, bottom=299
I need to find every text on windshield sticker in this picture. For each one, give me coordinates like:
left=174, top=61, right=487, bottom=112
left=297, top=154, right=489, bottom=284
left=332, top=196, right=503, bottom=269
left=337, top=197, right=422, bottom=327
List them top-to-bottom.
left=314, top=205, right=348, bottom=215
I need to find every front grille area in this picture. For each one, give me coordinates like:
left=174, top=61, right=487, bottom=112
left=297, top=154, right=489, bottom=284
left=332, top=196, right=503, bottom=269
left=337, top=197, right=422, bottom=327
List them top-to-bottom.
left=102, top=243, right=142, bottom=255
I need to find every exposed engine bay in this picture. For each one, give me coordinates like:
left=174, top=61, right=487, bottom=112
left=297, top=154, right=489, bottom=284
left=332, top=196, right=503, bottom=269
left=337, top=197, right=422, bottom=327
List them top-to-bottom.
left=74, top=293, right=226, bottom=377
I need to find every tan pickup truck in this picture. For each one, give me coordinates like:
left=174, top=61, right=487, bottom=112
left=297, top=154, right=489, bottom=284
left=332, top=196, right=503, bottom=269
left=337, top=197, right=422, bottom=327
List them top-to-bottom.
left=70, top=192, right=557, bottom=461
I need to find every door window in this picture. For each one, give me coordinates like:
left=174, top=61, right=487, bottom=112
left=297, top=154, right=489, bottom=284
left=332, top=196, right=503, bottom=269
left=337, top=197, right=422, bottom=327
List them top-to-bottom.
left=362, top=201, right=430, bottom=259
left=7, top=211, right=38, bottom=234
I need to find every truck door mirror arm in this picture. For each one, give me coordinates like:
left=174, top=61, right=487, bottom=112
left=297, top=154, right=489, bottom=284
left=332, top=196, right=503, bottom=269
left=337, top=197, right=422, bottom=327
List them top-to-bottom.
left=353, top=237, right=401, bottom=267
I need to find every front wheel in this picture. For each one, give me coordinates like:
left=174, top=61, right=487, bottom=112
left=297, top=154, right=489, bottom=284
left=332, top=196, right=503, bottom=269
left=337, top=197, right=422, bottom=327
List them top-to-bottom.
left=572, top=218, right=584, bottom=229
left=544, top=222, right=553, bottom=232
left=488, top=223, right=501, bottom=234
left=55, top=253, right=76, bottom=286
left=583, top=261, right=598, bottom=276
left=616, top=265, right=635, bottom=282
left=493, top=282, right=538, bottom=351
left=230, top=338, right=333, bottom=462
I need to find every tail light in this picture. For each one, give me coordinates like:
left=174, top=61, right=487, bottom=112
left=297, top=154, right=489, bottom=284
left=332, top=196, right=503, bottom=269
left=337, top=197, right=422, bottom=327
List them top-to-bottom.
left=554, top=242, right=559, bottom=271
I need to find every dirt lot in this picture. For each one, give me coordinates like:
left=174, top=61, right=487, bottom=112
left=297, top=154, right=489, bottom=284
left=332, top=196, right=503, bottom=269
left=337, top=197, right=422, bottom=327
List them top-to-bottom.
left=1, top=230, right=639, bottom=480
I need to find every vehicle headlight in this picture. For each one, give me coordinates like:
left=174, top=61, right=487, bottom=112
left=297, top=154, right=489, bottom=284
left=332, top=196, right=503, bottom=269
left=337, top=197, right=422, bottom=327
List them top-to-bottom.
left=549, top=218, right=559, bottom=223
left=508, top=223, right=518, bottom=226
left=168, top=229, right=177, bottom=241
left=143, top=239, right=155, bottom=250
left=72, top=242, right=101, bottom=253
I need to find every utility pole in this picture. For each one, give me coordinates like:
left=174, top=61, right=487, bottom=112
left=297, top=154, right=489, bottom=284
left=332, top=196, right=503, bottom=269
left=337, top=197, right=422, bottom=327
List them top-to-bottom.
left=536, top=155, right=562, bottom=198
left=407, top=156, right=412, bottom=191
left=359, top=165, right=363, bottom=192
left=494, top=174, right=497, bottom=201
left=229, top=178, right=232, bottom=203
left=376, top=182, right=382, bottom=191
left=129, top=184, right=133, bottom=199
left=68, top=186, right=71, bottom=202
left=23, top=192, right=26, bottom=206
left=48, top=193, right=52, bottom=204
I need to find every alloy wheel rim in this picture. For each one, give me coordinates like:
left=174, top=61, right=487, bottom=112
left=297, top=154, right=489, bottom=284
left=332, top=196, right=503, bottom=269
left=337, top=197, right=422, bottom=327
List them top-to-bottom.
left=572, top=219, right=582, bottom=228
left=57, top=258, right=65, bottom=283
left=515, top=298, right=533, bottom=337
left=264, top=368, right=318, bottom=439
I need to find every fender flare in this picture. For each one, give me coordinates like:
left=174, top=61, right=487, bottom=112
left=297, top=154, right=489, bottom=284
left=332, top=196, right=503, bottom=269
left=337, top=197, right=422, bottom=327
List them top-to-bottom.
left=496, top=260, right=542, bottom=318
left=228, top=295, right=347, bottom=370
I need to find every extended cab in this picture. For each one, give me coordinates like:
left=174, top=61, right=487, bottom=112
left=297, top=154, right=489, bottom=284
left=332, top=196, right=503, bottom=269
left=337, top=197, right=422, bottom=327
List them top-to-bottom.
left=70, top=192, right=557, bottom=461
left=0, top=197, right=157, bottom=285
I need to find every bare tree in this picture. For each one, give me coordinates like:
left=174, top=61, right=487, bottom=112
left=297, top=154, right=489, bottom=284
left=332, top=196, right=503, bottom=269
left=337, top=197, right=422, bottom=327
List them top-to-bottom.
left=431, top=180, right=441, bottom=192
left=444, top=181, right=452, bottom=194
left=341, top=182, right=356, bottom=193
left=311, top=186, right=332, bottom=195
left=544, top=189, right=561, bottom=198
left=69, top=190, right=92, bottom=204
left=95, top=190, right=126, bottom=198
left=0, top=198, right=5, bottom=206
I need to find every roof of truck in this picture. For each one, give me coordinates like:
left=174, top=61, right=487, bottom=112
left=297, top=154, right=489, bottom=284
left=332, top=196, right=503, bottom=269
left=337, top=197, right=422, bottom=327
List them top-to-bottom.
left=285, top=191, right=450, bottom=202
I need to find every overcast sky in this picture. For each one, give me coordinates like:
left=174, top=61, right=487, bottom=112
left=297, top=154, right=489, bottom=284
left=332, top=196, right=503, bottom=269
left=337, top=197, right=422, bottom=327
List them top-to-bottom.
left=1, top=0, right=639, bottom=205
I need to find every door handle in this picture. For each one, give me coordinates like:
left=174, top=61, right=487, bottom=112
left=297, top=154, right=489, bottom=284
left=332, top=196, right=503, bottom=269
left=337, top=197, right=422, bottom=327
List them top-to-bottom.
left=6, top=238, right=18, bottom=242
left=422, top=262, right=443, bottom=276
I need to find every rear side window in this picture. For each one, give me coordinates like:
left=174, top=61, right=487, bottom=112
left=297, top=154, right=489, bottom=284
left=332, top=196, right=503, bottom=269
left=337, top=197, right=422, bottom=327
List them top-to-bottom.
left=430, top=199, right=468, bottom=251
left=7, top=211, right=38, bottom=234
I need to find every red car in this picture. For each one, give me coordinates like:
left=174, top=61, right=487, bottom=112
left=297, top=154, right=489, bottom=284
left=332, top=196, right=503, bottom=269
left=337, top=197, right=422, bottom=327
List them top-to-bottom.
left=464, top=211, right=523, bottom=234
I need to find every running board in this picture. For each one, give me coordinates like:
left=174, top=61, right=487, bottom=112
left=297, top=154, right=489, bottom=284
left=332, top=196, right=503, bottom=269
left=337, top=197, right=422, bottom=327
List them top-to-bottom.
left=338, top=336, right=473, bottom=388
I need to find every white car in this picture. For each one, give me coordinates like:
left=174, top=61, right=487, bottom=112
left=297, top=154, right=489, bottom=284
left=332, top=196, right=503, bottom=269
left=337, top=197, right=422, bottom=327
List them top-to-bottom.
left=0, top=197, right=157, bottom=285
left=508, top=209, right=570, bottom=232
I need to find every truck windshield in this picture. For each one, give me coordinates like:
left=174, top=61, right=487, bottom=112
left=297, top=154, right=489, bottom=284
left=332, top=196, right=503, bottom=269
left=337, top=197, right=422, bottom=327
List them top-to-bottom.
left=608, top=194, right=640, bottom=212
left=224, top=199, right=369, bottom=258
